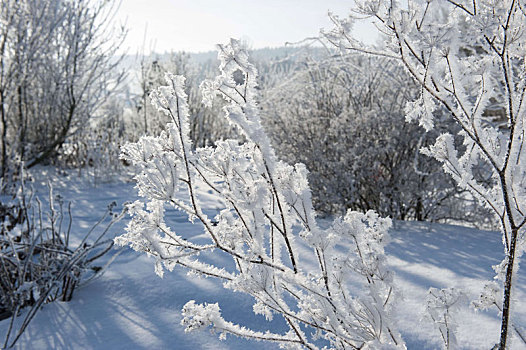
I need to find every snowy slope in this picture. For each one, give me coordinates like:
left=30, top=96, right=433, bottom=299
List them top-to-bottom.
left=1, top=169, right=524, bottom=349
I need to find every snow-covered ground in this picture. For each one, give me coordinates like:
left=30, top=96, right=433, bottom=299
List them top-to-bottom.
left=1, top=168, right=524, bottom=349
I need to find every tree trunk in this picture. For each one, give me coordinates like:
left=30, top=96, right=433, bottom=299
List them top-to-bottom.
left=0, top=89, right=7, bottom=179
left=499, top=227, right=519, bottom=349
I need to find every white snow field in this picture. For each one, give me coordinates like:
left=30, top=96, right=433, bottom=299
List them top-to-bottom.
left=1, top=168, right=524, bottom=349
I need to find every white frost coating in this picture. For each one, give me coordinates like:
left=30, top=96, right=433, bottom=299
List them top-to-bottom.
left=200, top=39, right=274, bottom=162
left=116, top=40, right=404, bottom=349
left=404, top=92, right=436, bottom=132
left=472, top=282, right=501, bottom=311
left=182, top=301, right=299, bottom=344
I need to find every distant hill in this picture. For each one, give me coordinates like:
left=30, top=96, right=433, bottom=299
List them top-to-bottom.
left=119, top=45, right=326, bottom=70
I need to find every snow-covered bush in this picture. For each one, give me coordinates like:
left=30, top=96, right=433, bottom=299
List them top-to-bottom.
left=323, top=0, right=526, bottom=348
left=117, top=40, right=404, bottom=349
left=261, top=54, right=483, bottom=223
left=0, top=175, right=125, bottom=348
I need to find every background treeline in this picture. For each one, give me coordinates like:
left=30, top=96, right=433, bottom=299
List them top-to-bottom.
left=0, top=0, right=491, bottom=227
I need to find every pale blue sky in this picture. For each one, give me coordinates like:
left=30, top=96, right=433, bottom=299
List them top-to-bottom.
left=116, top=0, right=376, bottom=53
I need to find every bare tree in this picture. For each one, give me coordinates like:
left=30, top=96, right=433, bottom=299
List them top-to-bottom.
left=0, top=0, right=126, bottom=178
left=0, top=0, right=63, bottom=178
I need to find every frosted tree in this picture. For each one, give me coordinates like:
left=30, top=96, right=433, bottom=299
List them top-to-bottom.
left=0, top=0, right=125, bottom=178
left=322, top=0, right=526, bottom=348
left=117, top=39, right=404, bottom=349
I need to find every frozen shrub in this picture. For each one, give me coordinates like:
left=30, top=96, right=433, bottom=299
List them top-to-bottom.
left=117, top=40, right=404, bottom=349
left=0, top=175, right=125, bottom=348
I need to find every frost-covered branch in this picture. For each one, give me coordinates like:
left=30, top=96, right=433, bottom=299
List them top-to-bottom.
left=321, top=1, right=526, bottom=348
left=117, top=39, right=404, bottom=349
left=426, top=288, right=465, bottom=350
